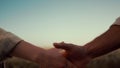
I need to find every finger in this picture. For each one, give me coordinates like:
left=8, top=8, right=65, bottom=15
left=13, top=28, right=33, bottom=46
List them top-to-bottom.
left=53, top=43, right=73, bottom=50
left=59, top=50, right=68, bottom=57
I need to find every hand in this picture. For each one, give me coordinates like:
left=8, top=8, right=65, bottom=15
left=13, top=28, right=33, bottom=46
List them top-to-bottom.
left=54, top=42, right=92, bottom=68
left=36, top=48, right=77, bottom=68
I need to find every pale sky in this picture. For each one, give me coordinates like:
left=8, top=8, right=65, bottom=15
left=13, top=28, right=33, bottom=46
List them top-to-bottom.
left=0, top=0, right=120, bottom=48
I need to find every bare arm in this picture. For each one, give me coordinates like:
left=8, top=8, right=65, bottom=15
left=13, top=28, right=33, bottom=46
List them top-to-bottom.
left=54, top=17, right=120, bottom=68
left=54, top=25, right=120, bottom=68
left=84, top=25, right=120, bottom=58
left=0, top=28, right=76, bottom=68
left=11, top=40, right=46, bottom=63
left=11, top=41, right=77, bottom=68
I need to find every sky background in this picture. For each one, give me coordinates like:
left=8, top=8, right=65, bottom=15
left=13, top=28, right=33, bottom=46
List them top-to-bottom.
left=0, top=0, right=120, bottom=48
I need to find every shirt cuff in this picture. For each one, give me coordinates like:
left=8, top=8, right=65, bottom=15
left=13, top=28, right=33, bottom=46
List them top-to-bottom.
left=0, top=28, right=22, bottom=61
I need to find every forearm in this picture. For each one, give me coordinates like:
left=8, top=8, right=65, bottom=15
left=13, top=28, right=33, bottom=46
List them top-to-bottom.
left=84, top=25, right=120, bottom=58
left=11, top=40, right=46, bottom=63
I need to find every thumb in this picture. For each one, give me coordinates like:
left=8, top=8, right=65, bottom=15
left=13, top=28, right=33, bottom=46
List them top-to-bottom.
left=53, top=42, right=72, bottom=51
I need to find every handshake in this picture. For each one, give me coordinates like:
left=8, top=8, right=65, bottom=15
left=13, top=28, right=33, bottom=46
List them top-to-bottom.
left=1, top=17, right=120, bottom=68
left=36, top=17, right=120, bottom=68
left=13, top=19, right=120, bottom=68
left=37, top=42, right=92, bottom=68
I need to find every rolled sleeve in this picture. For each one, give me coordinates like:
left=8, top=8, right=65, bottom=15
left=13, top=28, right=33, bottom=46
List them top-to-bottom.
left=113, top=17, right=120, bottom=25
left=0, top=28, right=22, bottom=61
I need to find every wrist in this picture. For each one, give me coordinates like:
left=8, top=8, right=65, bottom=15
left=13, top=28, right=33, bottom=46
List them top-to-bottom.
left=83, top=45, right=94, bottom=59
left=34, top=49, right=48, bottom=64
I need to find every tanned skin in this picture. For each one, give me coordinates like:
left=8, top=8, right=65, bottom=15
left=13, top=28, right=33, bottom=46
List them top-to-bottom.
left=54, top=25, right=120, bottom=68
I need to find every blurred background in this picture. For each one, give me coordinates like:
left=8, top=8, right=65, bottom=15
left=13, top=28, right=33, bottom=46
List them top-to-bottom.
left=1, top=0, right=120, bottom=68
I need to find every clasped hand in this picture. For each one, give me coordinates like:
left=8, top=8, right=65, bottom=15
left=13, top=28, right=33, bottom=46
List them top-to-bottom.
left=35, top=42, right=91, bottom=68
left=53, top=42, right=92, bottom=68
